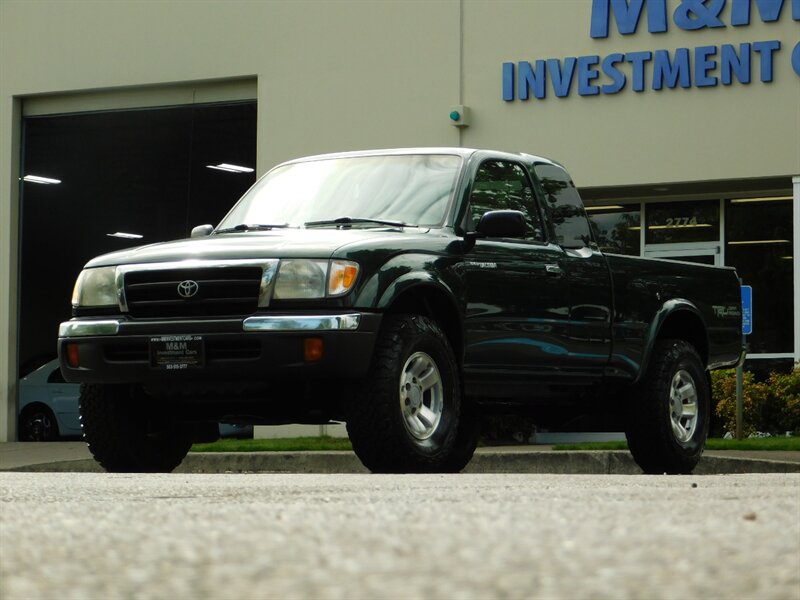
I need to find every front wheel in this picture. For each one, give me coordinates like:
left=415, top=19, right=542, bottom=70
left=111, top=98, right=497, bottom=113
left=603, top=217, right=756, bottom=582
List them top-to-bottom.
left=345, top=314, right=475, bottom=473
left=626, top=339, right=710, bottom=474
left=80, top=384, right=192, bottom=473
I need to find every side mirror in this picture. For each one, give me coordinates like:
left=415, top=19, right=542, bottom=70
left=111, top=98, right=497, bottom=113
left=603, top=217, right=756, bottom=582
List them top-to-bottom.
left=475, top=210, right=527, bottom=238
left=191, top=224, right=214, bottom=238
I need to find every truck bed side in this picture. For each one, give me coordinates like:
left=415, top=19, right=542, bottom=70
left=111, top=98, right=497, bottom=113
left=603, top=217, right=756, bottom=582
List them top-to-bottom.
left=604, top=254, right=742, bottom=382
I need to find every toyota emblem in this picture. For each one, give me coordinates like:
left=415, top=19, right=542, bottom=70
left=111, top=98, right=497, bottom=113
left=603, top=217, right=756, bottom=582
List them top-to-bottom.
left=177, top=280, right=199, bottom=298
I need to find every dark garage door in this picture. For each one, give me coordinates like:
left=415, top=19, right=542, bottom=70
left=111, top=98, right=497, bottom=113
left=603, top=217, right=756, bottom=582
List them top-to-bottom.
left=19, top=101, right=257, bottom=376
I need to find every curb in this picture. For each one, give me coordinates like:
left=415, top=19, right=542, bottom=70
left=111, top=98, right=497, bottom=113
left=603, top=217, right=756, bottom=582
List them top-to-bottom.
left=7, top=451, right=800, bottom=474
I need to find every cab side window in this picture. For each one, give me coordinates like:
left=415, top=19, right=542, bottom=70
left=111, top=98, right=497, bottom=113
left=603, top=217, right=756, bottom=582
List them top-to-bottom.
left=467, top=161, right=544, bottom=241
left=533, top=163, right=592, bottom=248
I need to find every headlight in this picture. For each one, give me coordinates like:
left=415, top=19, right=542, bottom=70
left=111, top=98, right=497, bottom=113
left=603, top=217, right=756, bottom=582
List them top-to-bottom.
left=273, top=259, right=360, bottom=299
left=274, top=260, right=328, bottom=299
left=71, top=267, right=118, bottom=307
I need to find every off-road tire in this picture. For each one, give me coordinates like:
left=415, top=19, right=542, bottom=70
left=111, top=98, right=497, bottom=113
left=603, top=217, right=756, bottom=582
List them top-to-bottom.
left=346, top=314, right=473, bottom=473
left=626, top=339, right=710, bottom=474
left=79, top=383, right=192, bottom=473
left=441, top=392, right=480, bottom=473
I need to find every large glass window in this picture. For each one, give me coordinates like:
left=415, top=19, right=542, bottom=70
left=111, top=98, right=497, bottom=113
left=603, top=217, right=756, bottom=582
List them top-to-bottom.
left=19, top=102, right=257, bottom=375
left=726, top=197, right=793, bottom=354
left=645, top=200, right=719, bottom=244
left=587, top=205, right=641, bottom=255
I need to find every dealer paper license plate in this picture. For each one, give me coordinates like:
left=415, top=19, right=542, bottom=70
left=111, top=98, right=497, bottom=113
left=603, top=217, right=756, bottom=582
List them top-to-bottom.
left=149, top=335, right=204, bottom=370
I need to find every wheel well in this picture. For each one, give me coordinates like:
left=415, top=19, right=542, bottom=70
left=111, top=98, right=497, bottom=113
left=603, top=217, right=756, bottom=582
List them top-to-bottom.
left=385, top=286, right=463, bottom=364
left=656, top=310, right=709, bottom=365
left=19, top=402, right=54, bottom=417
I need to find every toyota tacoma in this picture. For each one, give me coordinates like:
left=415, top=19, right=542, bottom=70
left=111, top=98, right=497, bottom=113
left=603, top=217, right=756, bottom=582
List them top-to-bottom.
left=58, top=148, right=744, bottom=473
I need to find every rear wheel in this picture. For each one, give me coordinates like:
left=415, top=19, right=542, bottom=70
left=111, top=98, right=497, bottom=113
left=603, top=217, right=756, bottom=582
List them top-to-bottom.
left=346, top=314, right=476, bottom=473
left=626, top=339, right=709, bottom=474
left=79, top=384, right=192, bottom=473
left=19, top=405, right=60, bottom=441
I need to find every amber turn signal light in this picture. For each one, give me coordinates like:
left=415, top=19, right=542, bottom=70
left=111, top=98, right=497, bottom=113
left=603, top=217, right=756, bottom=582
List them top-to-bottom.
left=327, top=260, right=359, bottom=296
left=304, top=338, right=324, bottom=362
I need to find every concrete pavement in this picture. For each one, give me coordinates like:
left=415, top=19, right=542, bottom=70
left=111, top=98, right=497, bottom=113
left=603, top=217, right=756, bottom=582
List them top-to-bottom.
left=2, top=441, right=799, bottom=474
left=2, top=472, right=799, bottom=600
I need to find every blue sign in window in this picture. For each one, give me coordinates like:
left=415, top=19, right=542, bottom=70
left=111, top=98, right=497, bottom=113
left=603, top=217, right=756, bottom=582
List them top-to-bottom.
left=741, top=285, right=753, bottom=335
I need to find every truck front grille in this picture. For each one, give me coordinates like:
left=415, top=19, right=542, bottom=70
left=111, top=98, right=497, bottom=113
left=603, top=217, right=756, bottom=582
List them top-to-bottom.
left=124, top=267, right=262, bottom=318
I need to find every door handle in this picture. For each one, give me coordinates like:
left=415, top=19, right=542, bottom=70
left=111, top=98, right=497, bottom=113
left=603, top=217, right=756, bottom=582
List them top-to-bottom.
left=545, top=264, right=563, bottom=276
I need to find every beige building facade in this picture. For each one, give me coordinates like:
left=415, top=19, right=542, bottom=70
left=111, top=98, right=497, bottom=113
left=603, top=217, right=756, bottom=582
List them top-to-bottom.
left=1, top=0, right=798, bottom=440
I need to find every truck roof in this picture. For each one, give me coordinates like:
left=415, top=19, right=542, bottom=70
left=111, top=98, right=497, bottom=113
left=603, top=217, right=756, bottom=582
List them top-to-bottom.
left=276, top=147, right=559, bottom=169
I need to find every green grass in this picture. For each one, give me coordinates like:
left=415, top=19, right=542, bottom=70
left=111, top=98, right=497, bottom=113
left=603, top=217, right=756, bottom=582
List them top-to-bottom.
left=191, top=435, right=800, bottom=453
left=191, top=436, right=353, bottom=453
left=552, top=437, right=800, bottom=452
left=552, top=441, right=630, bottom=451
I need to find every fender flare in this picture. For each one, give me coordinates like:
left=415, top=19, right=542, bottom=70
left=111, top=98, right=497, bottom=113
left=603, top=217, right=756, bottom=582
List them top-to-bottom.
left=370, top=271, right=466, bottom=362
left=376, top=271, right=459, bottom=311
left=635, top=298, right=709, bottom=384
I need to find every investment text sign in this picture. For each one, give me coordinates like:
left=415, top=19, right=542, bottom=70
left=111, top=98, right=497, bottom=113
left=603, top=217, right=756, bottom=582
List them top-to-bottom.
left=502, top=0, right=800, bottom=101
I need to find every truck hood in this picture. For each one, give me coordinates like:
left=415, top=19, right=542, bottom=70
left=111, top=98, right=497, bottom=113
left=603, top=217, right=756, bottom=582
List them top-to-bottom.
left=83, top=227, right=437, bottom=268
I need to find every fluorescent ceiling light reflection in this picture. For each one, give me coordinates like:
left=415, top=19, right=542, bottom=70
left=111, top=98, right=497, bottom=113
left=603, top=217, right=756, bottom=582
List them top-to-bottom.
left=206, top=163, right=254, bottom=173
left=24, top=175, right=61, bottom=185
left=731, top=196, right=792, bottom=203
left=585, top=205, right=625, bottom=211
left=629, top=224, right=712, bottom=230
left=107, top=232, right=143, bottom=239
left=728, top=239, right=790, bottom=245
left=781, top=256, right=793, bottom=260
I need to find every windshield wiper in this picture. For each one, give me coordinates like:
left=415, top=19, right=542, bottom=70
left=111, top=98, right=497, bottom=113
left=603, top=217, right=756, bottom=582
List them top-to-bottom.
left=305, top=216, right=410, bottom=228
left=214, top=223, right=290, bottom=234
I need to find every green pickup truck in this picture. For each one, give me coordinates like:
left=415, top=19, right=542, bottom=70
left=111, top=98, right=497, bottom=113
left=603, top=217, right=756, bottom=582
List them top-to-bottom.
left=58, top=148, right=744, bottom=474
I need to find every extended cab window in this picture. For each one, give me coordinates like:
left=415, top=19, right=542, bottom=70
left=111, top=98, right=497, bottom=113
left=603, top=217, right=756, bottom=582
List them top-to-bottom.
left=467, top=161, right=544, bottom=241
left=533, top=163, right=592, bottom=248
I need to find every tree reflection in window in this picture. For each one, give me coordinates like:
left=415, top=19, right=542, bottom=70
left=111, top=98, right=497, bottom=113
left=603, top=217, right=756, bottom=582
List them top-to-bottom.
left=468, top=161, right=544, bottom=240
left=534, top=163, right=593, bottom=248
left=587, top=207, right=641, bottom=255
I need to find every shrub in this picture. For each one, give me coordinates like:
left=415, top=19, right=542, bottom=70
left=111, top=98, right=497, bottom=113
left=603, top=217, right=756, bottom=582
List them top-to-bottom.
left=712, top=364, right=800, bottom=436
left=766, top=365, right=800, bottom=433
left=712, top=369, right=768, bottom=436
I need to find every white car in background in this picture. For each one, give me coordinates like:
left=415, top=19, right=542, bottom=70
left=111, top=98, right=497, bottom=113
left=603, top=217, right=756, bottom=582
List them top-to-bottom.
left=18, top=360, right=252, bottom=441
left=18, top=360, right=82, bottom=441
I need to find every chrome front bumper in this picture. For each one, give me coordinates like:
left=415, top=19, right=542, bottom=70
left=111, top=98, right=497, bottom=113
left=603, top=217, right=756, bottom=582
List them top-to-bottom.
left=57, top=311, right=380, bottom=384
left=59, top=313, right=363, bottom=338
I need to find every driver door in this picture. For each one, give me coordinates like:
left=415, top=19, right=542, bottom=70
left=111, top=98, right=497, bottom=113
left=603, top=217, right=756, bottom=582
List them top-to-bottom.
left=462, top=160, right=571, bottom=386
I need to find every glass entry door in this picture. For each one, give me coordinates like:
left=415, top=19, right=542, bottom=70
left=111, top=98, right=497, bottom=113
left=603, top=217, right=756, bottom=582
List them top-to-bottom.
left=643, top=200, right=722, bottom=266
left=644, top=246, right=721, bottom=266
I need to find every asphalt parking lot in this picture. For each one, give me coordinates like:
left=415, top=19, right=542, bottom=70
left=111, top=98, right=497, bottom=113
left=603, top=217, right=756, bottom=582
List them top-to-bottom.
left=1, top=472, right=798, bottom=600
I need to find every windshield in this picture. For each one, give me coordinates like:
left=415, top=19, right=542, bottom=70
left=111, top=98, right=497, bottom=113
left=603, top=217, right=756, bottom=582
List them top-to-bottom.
left=217, top=154, right=462, bottom=229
